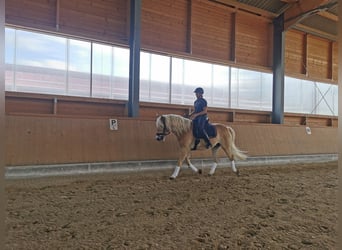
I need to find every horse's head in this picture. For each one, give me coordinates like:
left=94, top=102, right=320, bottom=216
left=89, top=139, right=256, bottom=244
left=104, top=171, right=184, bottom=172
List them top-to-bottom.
left=155, top=115, right=171, bottom=141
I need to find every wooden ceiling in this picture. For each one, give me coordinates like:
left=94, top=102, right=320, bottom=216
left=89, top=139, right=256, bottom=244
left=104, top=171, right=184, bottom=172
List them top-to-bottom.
left=211, top=0, right=338, bottom=41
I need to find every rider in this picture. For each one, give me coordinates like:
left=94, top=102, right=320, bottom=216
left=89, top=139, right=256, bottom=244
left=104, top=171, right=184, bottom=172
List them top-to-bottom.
left=189, top=87, right=212, bottom=149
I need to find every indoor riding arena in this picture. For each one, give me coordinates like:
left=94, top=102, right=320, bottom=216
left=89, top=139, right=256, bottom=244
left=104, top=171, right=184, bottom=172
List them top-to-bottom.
left=1, top=1, right=340, bottom=249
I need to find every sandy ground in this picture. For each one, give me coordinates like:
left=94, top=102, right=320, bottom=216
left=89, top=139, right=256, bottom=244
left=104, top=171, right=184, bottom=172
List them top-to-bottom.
left=5, top=161, right=337, bottom=250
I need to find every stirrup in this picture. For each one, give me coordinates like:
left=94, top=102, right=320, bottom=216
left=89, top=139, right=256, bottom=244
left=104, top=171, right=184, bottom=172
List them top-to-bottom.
left=203, top=135, right=212, bottom=149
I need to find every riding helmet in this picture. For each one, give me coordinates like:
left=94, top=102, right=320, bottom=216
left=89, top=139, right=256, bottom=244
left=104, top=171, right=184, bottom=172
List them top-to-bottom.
left=194, top=87, right=204, bottom=94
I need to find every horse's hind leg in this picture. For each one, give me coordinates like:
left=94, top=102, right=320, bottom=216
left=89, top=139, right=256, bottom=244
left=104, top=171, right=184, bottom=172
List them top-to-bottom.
left=221, top=144, right=240, bottom=176
left=185, top=155, right=202, bottom=174
left=170, top=166, right=181, bottom=179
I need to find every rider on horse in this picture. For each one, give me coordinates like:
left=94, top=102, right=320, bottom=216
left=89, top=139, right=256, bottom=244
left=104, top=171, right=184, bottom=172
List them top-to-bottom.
left=189, top=87, right=212, bottom=149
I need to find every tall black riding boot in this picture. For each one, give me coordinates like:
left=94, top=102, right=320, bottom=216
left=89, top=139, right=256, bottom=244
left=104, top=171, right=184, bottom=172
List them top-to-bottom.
left=202, top=130, right=212, bottom=149
left=191, top=138, right=200, bottom=150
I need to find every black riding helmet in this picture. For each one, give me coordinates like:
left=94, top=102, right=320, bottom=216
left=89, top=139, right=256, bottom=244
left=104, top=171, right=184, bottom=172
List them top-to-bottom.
left=194, top=87, right=204, bottom=94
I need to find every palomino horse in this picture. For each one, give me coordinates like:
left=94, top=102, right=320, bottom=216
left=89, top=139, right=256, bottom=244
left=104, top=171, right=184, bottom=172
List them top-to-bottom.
left=155, top=114, right=247, bottom=179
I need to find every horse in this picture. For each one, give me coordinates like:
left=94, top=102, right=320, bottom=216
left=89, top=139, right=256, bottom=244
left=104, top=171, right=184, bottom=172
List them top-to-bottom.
left=155, top=114, right=247, bottom=179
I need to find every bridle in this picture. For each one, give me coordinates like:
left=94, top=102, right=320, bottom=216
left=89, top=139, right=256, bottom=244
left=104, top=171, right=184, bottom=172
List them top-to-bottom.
left=155, top=116, right=170, bottom=140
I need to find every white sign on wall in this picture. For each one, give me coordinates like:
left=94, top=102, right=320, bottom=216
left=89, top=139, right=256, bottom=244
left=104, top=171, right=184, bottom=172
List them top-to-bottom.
left=109, top=119, right=118, bottom=130
left=305, top=126, right=311, bottom=135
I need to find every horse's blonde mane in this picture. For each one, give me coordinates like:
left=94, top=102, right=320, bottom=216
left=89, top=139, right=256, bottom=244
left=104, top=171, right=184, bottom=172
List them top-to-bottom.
left=164, top=114, right=191, bottom=136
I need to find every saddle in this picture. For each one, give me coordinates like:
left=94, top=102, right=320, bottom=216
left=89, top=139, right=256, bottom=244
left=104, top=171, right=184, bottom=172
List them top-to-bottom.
left=191, top=119, right=216, bottom=150
left=192, top=119, right=217, bottom=138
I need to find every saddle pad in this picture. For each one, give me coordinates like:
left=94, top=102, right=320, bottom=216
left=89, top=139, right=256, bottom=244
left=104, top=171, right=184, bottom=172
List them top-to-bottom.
left=192, top=121, right=217, bottom=138
left=206, top=123, right=217, bottom=138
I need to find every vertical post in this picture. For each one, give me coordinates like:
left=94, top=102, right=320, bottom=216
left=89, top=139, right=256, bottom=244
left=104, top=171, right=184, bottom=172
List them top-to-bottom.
left=0, top=0, right=5, bottom=247
left=56, top=0, right=60, bottom=30
left=128, top=0, right=141, bottom=117
left=186, top=0, right=192, bottom=54
left=230, top=12, right=236, bottom=62
left=272, top=13, right=285, bottom=124
left=302, top=34, right=308, bottom=75
left=90, top=42, right=93, bottom=97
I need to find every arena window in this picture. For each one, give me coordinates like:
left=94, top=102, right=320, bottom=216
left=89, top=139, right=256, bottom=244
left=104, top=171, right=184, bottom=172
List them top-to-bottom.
left=4, top=27, right=338, bottom=116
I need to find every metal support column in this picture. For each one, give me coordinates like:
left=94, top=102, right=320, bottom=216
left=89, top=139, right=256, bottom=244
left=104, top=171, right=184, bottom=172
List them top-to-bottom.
left=128, top=0, right=141, bottom=117
left=272, top=13, right=285, bottom=124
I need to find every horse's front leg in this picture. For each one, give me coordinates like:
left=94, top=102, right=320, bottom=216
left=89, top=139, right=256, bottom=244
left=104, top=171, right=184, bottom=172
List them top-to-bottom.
left=170, top=148, right=188, bottom=179
left=170, top=166, right=181, bottom=179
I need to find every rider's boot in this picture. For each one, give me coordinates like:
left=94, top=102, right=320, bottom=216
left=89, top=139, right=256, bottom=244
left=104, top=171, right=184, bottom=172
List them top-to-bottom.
left=203, top=130, right=212, bottom=149
left=191, top=138, right=200, bottom=150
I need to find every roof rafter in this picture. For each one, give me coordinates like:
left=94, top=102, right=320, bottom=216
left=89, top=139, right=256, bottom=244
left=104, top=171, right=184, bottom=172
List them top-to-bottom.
left=210, top=0, right=276, bottom=19
left=284, top=0, right=336, bottom=30
left=317, top=10, right=338, bottom=21
left=293, top=23, right=337, bottom=41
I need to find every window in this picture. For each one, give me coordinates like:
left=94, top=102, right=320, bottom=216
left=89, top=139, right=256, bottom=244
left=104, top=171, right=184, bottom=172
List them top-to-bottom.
left=5, top=27, right=337, bottom=116
left=10, top=29, right=67, bottom=94
left=68, top=39, right=91, bottom=97
left=91, top=44, right=129, bottom=100
left=140, top=52, right=170, bottom=103
left=171, top=58, right=213, bottom=106
left=212, top=65, right=229, bottom=108
left=231, top=68, right=272, bottom=110
left=284, top=77, right=337, bottom=115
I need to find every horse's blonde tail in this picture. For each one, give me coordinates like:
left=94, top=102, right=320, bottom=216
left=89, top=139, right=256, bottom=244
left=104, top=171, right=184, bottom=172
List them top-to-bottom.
left=227, top=127, right=247, bottom=160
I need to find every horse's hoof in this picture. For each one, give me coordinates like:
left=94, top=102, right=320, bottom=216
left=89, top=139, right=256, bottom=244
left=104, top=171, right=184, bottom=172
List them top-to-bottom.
left=198, top=169, right=202, bottom=174
left=236, top=170, right=240, bottom=177
left=169, top=176, right=176, bottom=180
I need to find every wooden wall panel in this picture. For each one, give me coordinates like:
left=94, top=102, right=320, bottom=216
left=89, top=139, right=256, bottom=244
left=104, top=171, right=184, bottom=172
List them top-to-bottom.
left=5, top=0, right=56, bottom=29
left=6, top=0, right=128, bottom=45
left=59, top=0, right=128, bottom=44
left=141, top=0, right=188, bottom=53
left=191, top=0, right=232, bottom=61
left=235, top=12, right=271, bottom=67
left=285, top=30, right=306, bottom=75
left=307, top=35, right=331, bottom=79
left=6, top=91, right=337, bottom=127
left=5, top=92, right=128, bottom=117
left=6, top=95, right=54, bottom=115
left=56, top=100, right=126, bottom=117
left=234, top=111, right=271, bottom=123
left=5, top=115, right=337, bottom=166
left=5, top=115, right=179, bottom=165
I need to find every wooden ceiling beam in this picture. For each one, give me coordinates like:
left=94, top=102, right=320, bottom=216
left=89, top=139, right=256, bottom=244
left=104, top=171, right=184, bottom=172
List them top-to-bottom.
left=210, top=0, right=276, bottom=19
left=284, top=0, right=333, bottom=30
left=317, top=10, right=338, bottom=21
left=293, top=23, right=338, bottom=41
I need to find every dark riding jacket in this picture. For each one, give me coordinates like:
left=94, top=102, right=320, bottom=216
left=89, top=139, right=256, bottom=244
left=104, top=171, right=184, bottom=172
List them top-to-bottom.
left=193, top=97, right=208, bottom=136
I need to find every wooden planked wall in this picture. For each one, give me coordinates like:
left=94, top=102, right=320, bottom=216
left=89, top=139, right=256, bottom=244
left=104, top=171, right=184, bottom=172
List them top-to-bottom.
left=5, top=0, right=337, bottom=83
left=5, top=0, right=129, bottom=44
left=141, top=0, right=189, bottom=53
left=191, top=0, right=233, bottom=61
left=285, top=30, right=338, bottom=82
left=6, top=91, right=338, bottom=127
left=5, top=92, right=338, bottom=166
left=5, top=114, right=337, bottom=166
